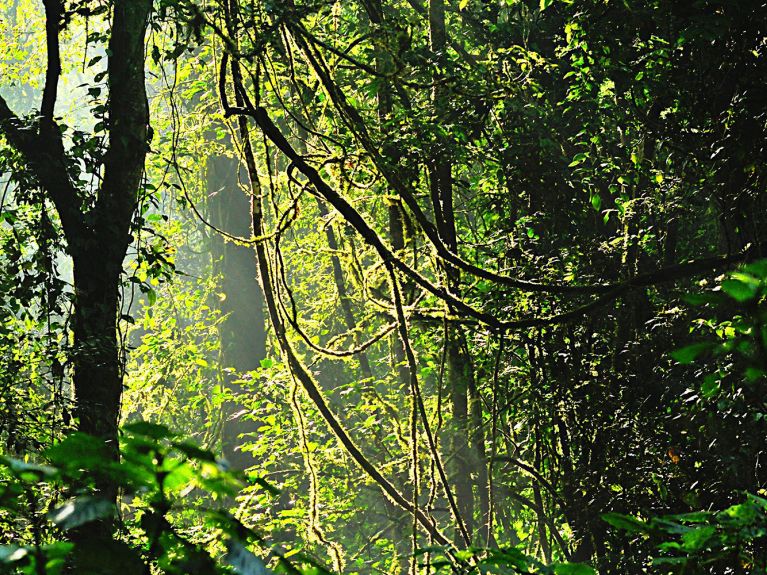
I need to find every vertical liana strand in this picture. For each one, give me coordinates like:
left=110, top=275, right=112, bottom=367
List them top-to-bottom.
left=222, top=56, right=474, bottom=546
left=386, top=262, right=472, bottom=550
left=399, top=279, right=420, bottom=574
left=487, top=335, right=504, bottom=547
left=289, top=373, right=344, bottom=571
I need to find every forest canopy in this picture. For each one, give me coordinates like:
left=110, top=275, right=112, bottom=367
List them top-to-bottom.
left=1, top=0, right=767, bottom=573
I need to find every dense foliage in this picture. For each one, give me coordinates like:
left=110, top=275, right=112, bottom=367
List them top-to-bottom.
left=1, top=0, right=767, bottom=573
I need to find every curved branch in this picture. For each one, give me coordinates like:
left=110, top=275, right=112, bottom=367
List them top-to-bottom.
left=286, top=28, right=766, bottom=298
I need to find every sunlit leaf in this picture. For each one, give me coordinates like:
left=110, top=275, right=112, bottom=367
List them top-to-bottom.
left=721, top=277, right=758, bottom=302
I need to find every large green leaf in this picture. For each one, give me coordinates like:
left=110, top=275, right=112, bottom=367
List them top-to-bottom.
left=721, top=276, right=759, bottom=302
left=670, top=343, right=713, bottom=364
left=44, top=433, right=111, bottom=470
left=48, top=497, right=114, bottom=530
left=602, top=512, right=648, bottom=533
left=681, top=526, right=716, bottom=552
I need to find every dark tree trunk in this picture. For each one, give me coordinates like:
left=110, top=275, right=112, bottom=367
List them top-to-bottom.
left=72, top=0, right=151, bottom=453
left=71, top=257, right=123, bottom=454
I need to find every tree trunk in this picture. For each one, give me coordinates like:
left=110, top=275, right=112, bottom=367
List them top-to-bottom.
left=207, top=153, right=267, bottom=469
left=71, top=255, right=123, bottom=461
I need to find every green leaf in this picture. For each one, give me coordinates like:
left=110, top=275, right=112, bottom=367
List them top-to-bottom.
left=458, top=0, right=469, bottom=9
left=540, top=0, right=554, bottom=10
left=568, top=152, right=588, bottom=167
left=742, top=259, right=767, bottom=279
left=721, top=277, right=759, bottom=302
left=682, top=292, right=725, bottom=306
left=670, top=343, right=712, bottom=364
left=746, top=367, right=765, bottom=381
left=701, top=375, right=720, bottom=398
left=123, top=421, right=176, bottom=440
left=44, top=433, right=111, bottom=470
left=172, top=441, right=217, bottom=462
left=162, top=462, right=196, bottom=494
left=747, top=493, right=767, bottom=510
left=48, top=497, right=114, bottom=530
left=720, top=502, right=758, bottom=525
left=665, top=511, right=713, bottom=523
left=602, top=512, right=648, bottom=533
left=651, top=518, right=694, bottom=534
left=681, top=525, right=716, bottom=552
left=41, top=541, right=74, bottom=564
left=478, top=547, right=529, bottom=571
left=554, top=563, right=597, bottom=575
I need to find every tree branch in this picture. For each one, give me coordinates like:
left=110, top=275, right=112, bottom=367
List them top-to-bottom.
left=40, top=0, right=62, bottom=123
left=95, top=0, right=151, bottom=255
left=226, top=47, right=457, bottom=550
left=0, top=95, right=86, bottom=247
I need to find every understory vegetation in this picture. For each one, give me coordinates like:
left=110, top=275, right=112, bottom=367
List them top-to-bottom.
left=1, top=0, right=767, bottom=573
